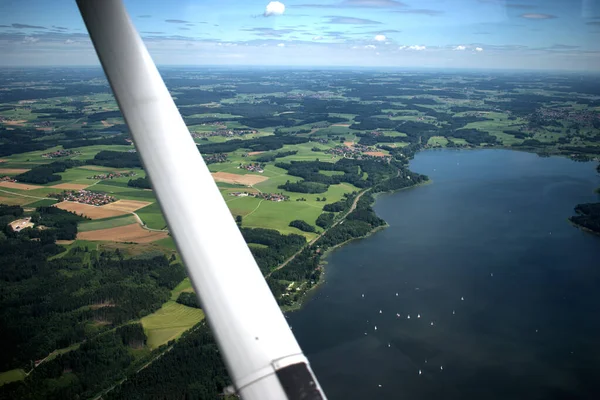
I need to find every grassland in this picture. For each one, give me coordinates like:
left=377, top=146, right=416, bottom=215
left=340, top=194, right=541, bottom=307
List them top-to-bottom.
left=140, top=301, right=204, bottom=349
left=0, top=369, right=27, bottom=387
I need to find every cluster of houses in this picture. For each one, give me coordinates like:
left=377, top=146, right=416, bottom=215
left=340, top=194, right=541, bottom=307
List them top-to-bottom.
left=534, top=107, right=599, bottom=127
left=34, top=121, right=53, bottom=129
left=192, top=128, right=258, bottom=139
left=326, top=145, right=391, bottom=162
left=41, top=149, right=79, bottom=158
left=205, top=153, right=228, bottom=164
left=239, top=163, right=264, bottom=173
left=87, top=171, right=136, bottom=180
left=0, top=176, right=16, bottom=182
left=48, top=190, right=116, bottom=206
left=230, top=192, right=288, bottom=202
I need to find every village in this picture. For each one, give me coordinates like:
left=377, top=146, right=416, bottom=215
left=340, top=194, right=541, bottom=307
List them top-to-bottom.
left=192, top=128, right=258, bottom=139
left=326, top=144, right=391, bottom=162
left=41, top=149, right=80, bottom=159
left=205, top=153, right=228, bottom=164
left=238, top=162, right=264, bottom=173
left=87, top=171, right=137, bottom=180
left=0, top=176, right=16, bottom=182
left=48, top=189, right=116, bottom=206
left=230, top=191, right=288, bottom=202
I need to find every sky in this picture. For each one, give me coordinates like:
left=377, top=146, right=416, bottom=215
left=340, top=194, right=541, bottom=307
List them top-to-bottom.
left=1, top=0, right=600, bottom=70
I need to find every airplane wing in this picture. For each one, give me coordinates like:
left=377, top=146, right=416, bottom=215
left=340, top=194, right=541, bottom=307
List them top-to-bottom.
left=76, top=1, right=326, bottom=399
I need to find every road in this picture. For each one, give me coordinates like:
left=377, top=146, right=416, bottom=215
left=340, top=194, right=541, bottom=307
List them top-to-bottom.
left=265, top=188, right=370, bottom=279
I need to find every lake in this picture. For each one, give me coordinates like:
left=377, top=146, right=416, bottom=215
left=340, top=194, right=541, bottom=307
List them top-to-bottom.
left=288, top=149, right=600, bottom=400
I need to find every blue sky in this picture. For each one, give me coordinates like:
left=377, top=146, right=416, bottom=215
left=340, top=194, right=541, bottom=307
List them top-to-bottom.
left=1, top=0, right=600, bottom=70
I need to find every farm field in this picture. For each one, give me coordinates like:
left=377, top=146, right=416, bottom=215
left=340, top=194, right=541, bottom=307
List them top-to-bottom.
left=54, top=201, right=129, bottom=219
left=77, top=223, right=169, bottom=243
left=141, top=301, right=204, bottom=349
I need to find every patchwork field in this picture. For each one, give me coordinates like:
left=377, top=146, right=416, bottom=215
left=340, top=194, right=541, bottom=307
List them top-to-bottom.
left=212, top=171, right=268, bottom=186
left=51, top=183, right=90, bottom=190
left=101, top=199, right=152, bottom=212
left=54, top=201, right=128, bottom=219
left=77, top=223, right=169, bottom=242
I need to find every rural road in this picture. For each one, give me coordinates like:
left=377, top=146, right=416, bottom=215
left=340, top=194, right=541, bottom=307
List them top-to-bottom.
left=265, top=188, right=369, bottom=279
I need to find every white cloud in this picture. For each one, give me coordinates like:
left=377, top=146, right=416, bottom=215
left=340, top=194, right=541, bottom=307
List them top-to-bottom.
left=264, top=1, right=285, bottom=16
left=374, top=34, right=386, bottom=42
left=22, top=36, right=39, bottom=44
left=312, top=36, right=324, bottom=40
left=64, top=39, right=75, bottom=45
left=277, top=42, right=285, bottom=47
left=365, top=44, right=377, bottom=49
left=407, top=45, right=426, bottom=51
left=454, top=45, right=466, bottom=51
left=475, top=47, right=483, bottom=52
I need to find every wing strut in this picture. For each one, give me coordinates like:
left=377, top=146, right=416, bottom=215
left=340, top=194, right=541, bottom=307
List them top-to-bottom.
left=76, top=1, right=326, bottom=399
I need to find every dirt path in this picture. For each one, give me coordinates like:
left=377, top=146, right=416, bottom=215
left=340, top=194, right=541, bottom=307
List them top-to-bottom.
left=266, top=188, right=369, bottom=278
left=131, top=211, right=169, bottom=232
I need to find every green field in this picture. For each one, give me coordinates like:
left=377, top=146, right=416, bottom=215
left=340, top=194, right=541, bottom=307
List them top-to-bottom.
left=136, top=202, right=167, bottom=230
left=77, top=214, right=137, bottom=232
left=170, top=278, right=194, bottom=300
left=141, top=301, right=204, bottom=349
left=0, top=369, right=27, bottom=386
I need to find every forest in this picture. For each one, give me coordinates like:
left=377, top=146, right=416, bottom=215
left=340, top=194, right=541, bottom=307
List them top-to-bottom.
left=197, top=134, right=308, bottom=154
left=87, top=150, right=143, bottom=168
left=15, top=160, right=83, bottom=184
left=127, top=176, right=152, bottom=189
left=570, top=202, right=600, bottom=234
left=0, top=213, right=186, bottom=372
left=289, top=219, right=316, bottom=233
left=241, top=227, right=306, bottom=274
left=176, top=292, right=201, bottom=309
left=106, top=322, right=230, bottom=400
left=0, top=324, right=148, bottom=400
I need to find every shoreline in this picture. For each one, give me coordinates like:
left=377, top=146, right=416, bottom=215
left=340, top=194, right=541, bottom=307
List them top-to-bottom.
left=280, top=148, right=597, bottom=313
left=282, top=180, right=431, bottom=313
left=568, top=219, right=600, bottom=237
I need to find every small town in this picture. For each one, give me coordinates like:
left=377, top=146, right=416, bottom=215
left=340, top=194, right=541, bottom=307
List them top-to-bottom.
left=41, top=149, right=80, bottom=158
left=205, top=153, right=228, bottom=164
left=238, top=163, right=264, bottom=173
left=87, top=171, right=137, bottom=180
left=0, top=176, right=16, bottom=182
left=48, top=189, right=116, bottom=206
left=230, top=191, right=288, bottom=202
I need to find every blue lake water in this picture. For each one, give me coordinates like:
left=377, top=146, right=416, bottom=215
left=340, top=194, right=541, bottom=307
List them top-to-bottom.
left=288, top=149, right=600, bottom=400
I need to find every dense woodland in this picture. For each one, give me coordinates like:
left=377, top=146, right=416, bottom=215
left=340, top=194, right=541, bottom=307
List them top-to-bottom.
left=88, top=150, right=143, bottom=168
left=15, top=160, right=83, bottom=184
left=127, top=176, right=152, bottom=189
left=0, top=206, right=186, bottom=372
left=289, top=219, right=316, bottom=233
left=241, top=227, right=306, bottom=274
left=176, top=292, right=201, bottom=309
left=0, top=323, right=148, bottom=400
left=106, top=323, right=230, bottom=400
